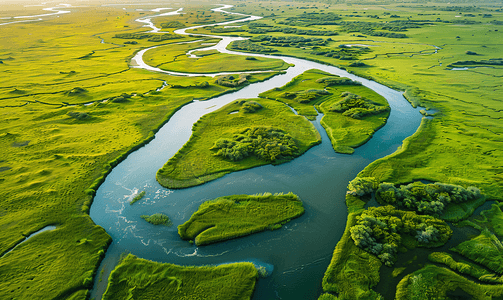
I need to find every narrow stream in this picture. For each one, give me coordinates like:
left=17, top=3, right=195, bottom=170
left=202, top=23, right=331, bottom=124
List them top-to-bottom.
left=89, top=5, right=425, bottom=299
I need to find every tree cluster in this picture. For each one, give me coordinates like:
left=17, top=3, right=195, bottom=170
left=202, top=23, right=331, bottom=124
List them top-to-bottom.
left=279, top=89, right=330, bottom=104
left=329, top=92, right=390, bottom=119
left=211, top=127, right=298, bottom=162
left=376, top=181, right=482, bottom=216
left=350, top=205, right=452, bottom=266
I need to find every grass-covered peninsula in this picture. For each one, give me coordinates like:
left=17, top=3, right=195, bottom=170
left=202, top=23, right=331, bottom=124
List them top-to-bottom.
left=260, top=69, right=390, bottom=154
left=156, top=98, right=321, bottom=189
left=178, top=193, right=305, bottom=246
left=102, top=254, right=258, bottom=300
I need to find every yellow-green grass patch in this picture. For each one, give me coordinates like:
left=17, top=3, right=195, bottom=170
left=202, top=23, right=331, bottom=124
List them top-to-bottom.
left=178, top=193, right=304, bottom=246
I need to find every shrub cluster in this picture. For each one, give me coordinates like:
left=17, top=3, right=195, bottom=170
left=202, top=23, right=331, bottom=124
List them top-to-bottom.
left=278, top=12, right=341, bottom=26
left=160, top=21, right=185, bottom=28
left=245, top=26, right=337, bottom=36
left=113, top=33, right=180, bottom=42
left=250, top=35, right=326, bottom=48
left=230, top=40, right=278, bottom=53
left=310, top=45, right=370, bottom=60
left=215, top=74, right=250, bottom=87
left=316, top=76, right=361, bottom=86
left=65, top=87, right=87, bottom=96
left=279, top=89, right=330, bottom=103
left=329, top=92, right=390, bottom=119
left=111, top=93, right=133, bottom=103
left=236, top=100, right=263, bottom=113
left=67, top=111, right=90, bottom=120
left=211, top=127, right=298, bottom=162
left=347, top=177, right=379, bottom=197
left=376, top=181, right=481, bottom=216
left=350, top=205, right=452, bottom=266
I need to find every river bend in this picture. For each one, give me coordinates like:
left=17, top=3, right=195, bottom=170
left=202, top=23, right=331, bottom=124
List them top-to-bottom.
left=90, top=5, right=424, bottom=299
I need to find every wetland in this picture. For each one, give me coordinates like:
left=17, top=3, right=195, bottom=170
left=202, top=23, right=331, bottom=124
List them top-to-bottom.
left=1, top=1, right=502, bottom=299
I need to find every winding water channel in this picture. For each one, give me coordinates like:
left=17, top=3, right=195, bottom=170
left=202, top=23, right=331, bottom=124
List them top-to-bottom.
left=90, top=5, right=425, bottom=299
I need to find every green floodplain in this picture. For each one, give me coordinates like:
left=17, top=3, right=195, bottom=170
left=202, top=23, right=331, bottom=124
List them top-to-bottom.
left=0, top=0, right=503, bottom=299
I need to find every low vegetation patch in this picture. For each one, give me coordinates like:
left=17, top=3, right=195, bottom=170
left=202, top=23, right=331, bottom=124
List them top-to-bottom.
left=130, top=191, right=146, bottom=205
left=178, top=193, right=304, bottom=246
left=140, top=213, right=173, bottom=226
left=451, top=229, right=503, bottom=274
left=428, top=252, right=503, bottom=284
left=102, top=254, right=258, bottom=300
left=395, top=265, right=503, bottom=300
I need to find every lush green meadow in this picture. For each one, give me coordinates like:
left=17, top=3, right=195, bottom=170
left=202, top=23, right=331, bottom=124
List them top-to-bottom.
left=2, top=1, right=503, bottom=299
left=0, top=3, right=282, bottom=299
left=260, top=68, right=389, bottom=153
left=156, top=97, right=321, bottom=189
left=178, top=193, right=304, bottom=246
left=102, top=254, right=258, bottom=300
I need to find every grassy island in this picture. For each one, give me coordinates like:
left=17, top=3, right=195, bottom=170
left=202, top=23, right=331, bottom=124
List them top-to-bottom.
left=260, top=69, right=390, bottom=154
left=156, top=98, right=321, bottom=189
left=130, top=191, right=146, bottom=205
left=178, top=193, right=305, bottom=246
left=140, top=213, right=173, bottom=226
left=102, top=254, right=258, bottom=300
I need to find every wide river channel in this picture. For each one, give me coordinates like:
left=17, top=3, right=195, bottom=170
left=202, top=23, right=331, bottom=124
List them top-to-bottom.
left=90, top=5, right=425, bottom=299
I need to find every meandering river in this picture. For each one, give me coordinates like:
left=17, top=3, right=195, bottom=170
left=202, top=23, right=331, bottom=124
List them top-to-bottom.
left=90, top=5, right=425, bottom=299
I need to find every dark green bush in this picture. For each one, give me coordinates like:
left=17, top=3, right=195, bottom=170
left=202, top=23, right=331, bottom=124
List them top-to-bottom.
left=211, top=127, right=298, bottom=162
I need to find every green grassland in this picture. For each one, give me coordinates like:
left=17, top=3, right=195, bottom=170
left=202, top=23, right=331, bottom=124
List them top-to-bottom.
left=2, top=1, right=503, bottom=299
left=0, top=4, right=281, bottom=299
left=144, top=41, right=292, bottom=73
left=260, top=68, right=389, bottom=154
left=156, top=97, right=321, bottom=189
left=178, top=193, right=304, bottom=246
left=102, top=254, right=258, bottom=300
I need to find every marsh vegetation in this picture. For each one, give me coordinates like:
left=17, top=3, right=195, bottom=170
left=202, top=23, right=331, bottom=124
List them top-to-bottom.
left=1, top=1, right=503, bottom=299
left=178, top=193, right=304, bottom=246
